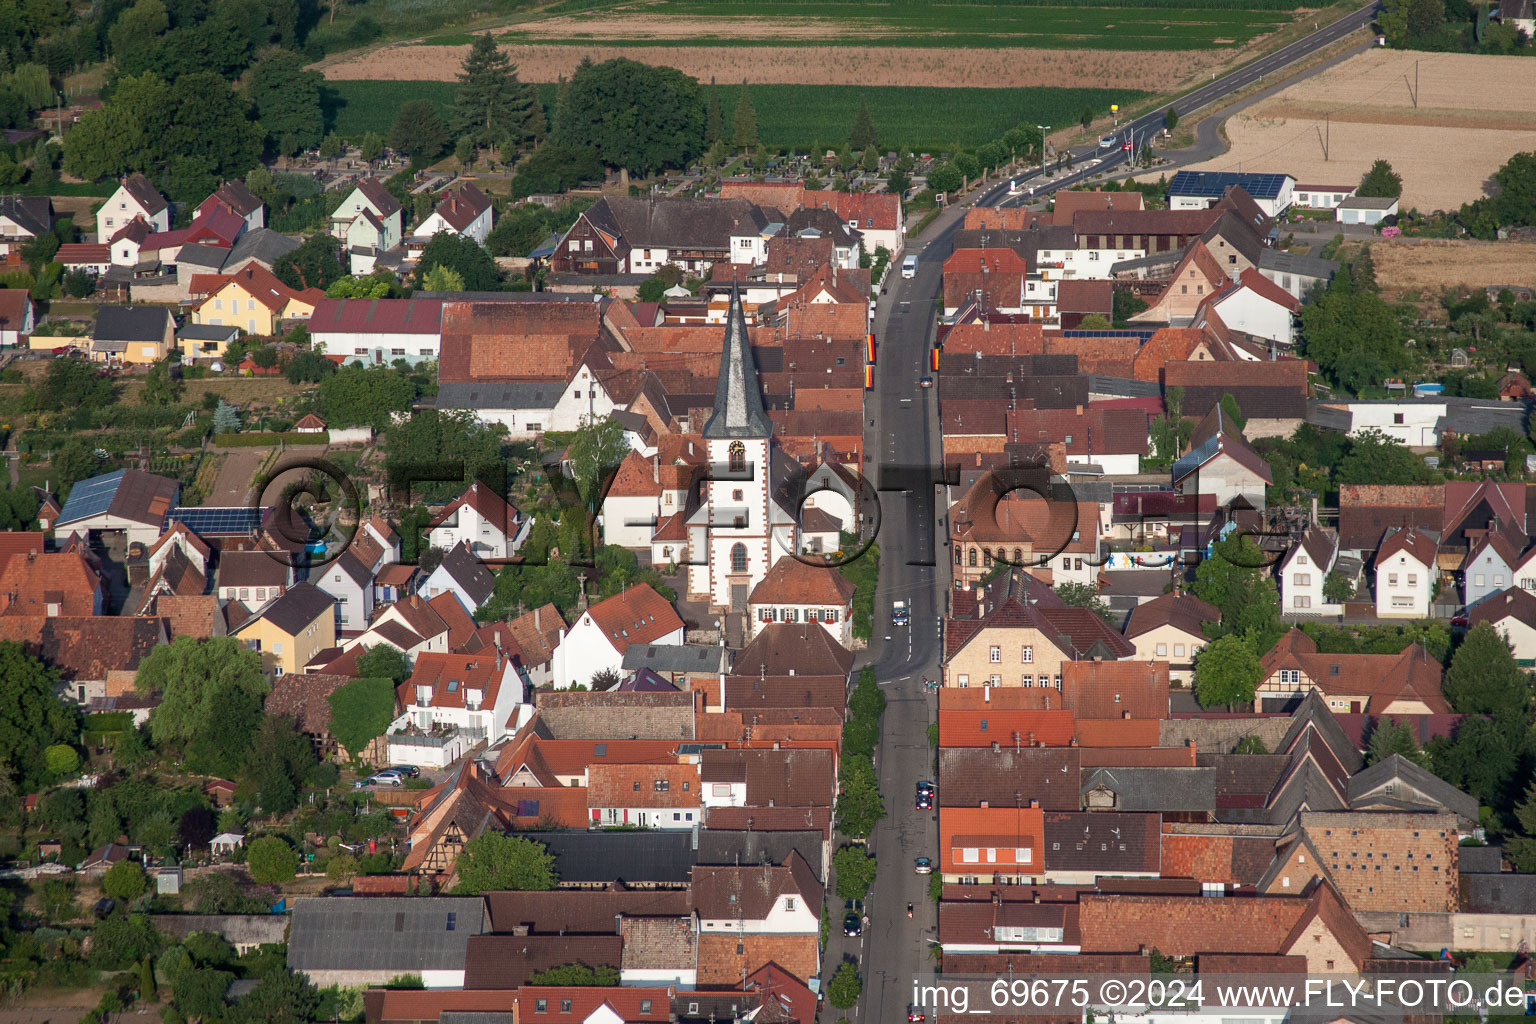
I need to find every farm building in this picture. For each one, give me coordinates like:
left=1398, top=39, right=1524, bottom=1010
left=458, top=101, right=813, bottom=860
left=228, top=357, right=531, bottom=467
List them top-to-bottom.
left=1167, top=171, right=1296, bottom=217
left=1337, top=196, right=1398, bottom=226
left=308, top=297, right=444, bottom=367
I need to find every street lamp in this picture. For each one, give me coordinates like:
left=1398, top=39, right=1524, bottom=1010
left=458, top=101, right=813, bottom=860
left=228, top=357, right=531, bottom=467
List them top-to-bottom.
left=1035, top=125, right=1050, bottom=180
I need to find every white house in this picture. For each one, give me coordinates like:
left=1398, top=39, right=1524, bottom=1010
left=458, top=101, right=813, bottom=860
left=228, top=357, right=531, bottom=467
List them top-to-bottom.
left=1167, top=171, right=1295, bottom=217
left=96, top=173, right=169, bottom=241
left=328, top=178, right=404, bottom=275
left=196, top=180, right=265, bottom=233
left=1293, top=183, right=1356, bottom=210
left=413, top=184, right=493, bottom=246
left=0, top=195, right=51, bottom=258
left=1337, top=196, right=1398, bottom=226
left=1208, top=269, right=1301, bottom=347
left=309, top=297, right=444, bottom=367
left=436, top=363, right=621, bottom=441
left=1172, top=430, right=1273, bottom=512
left=601, top=449, right=699, bottom=550
left=426, top=481, right=527, bottom=561
left=1375, top=526, right=1437, bottom=619
left=1279, top=528, right=1343, bottom=615
left=1463, top=530, right=1522, bottom=609
left=420, top=541, right=496, bottom=618
left=316, top=549, right=375, bottom=634
left=216, top=550, right=291, bottom=605
left=746, top=557, right=856, bottom=646
left=550, top=585, right=685, bottom=689
left=1468, top=587, right=1536, bottom=666
left=341, top=594, right=458, bottom=664
left=389, top=651, right=526, bottom=768
left=587, top=762, right=702, bottom=829
left=693, top=855, right=822, bottom=935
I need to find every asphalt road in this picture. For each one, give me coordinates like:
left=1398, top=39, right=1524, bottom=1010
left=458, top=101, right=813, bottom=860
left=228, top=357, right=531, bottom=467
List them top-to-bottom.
left=837, top=5, right=1384, bottom=1022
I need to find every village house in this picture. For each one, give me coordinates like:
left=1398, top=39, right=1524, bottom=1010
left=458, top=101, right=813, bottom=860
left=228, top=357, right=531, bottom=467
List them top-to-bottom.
left=1167, top=171, right=1295, bottom=217
left=96, top=174, right=168, bottom=241
left=328, top=177, right=404, bottom=275
left=195, top=180, right=265, bottom=232
left=412, top=184, right=494, bottom=247
left=552, top=196, right=778, bottom=276
left=190, top=264, right=324, bottom=337
left=0, top=289, right=34, bottom=346
left=307, top=297, right=444, bottom=367
left=92, top=306, right=174, bottom=365
left=55, top=468, right=179, bottom=547
left=425, top=481, right=529, bottom=560
left=1374, top=526, right=1437, bottom=619
left=1278, top=527, right=1350, bottom=615
left=1462, top=529, right=1523, bottom=608
left=420, top=541, right=496, bottom=618
left=0, top=548, right=103, bottom=616
left=314, top=549, right=374, bottom=633
left=215, top=550, right=291, bottom=605
left=745, top=556, right=856, bottom=646
left=229, top=582, right=336, bottom=678
left=550, top=585, right=685, bottom=689
left=1468, top=586, right=1536, bottom=665
left=1123, top=591, right=1220, bottom=683
left=1256, top=628, right=1448, bottom=714
left=391, top=651, right=527, bottom=768
left=586, top=762, right=702, bottom=829
left=938, top=803, right=1046, bottom=885
left=691, top=855, right=823, bottom=985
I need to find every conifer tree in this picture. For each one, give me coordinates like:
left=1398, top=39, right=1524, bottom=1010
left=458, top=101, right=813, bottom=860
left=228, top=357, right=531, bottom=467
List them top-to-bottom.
left=733, top=81, right=758, bottom=152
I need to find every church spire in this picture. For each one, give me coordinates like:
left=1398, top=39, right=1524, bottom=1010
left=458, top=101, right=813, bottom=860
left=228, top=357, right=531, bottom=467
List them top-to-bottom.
left=702, top=282, right=772, bottom=440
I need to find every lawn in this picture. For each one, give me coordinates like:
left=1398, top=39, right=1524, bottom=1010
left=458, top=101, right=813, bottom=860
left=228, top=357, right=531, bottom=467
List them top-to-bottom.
left=326, top=81, right=1145, bottom=151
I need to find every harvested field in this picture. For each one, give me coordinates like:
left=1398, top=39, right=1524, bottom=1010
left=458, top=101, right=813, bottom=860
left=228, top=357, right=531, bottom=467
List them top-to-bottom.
left=321, top=40, right=1234, bottom=91
left=1185, top=50, right=1536, bottom=212
left=1371, top=238, right=1536, bottom=299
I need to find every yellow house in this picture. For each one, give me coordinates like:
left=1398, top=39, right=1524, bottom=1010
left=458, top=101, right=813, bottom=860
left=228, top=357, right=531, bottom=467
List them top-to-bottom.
left=190, top=264, right=323, bottom=337
left=92, top=305, right=175, bottom=365
left=176, top=324, right=239, bottom=361
left=943, top=572, right=1135, bottom=689
left=229, top=582, right=336, bottom=677
left=1122, top=591, right=1220, bottom=684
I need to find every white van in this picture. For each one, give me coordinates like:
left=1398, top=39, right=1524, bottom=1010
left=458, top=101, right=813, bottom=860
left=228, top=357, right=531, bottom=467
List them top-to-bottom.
left=901, top=254, right=918, bottom=279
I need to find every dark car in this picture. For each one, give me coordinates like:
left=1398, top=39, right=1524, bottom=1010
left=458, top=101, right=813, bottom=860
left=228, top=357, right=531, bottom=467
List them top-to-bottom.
left=387, top=765, right=422, bottom=779
left=916, top=780, right=935, bottom=808
left=843, top=912, right=862, bottom=937
left=909, top=1006, right=926, bottom=1022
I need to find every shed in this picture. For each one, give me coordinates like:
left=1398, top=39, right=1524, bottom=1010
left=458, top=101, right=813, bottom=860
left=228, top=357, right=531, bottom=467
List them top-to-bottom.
left=1336, top=195, right=1398, bottom=226
left=1449, top=347, right=1469, bottom=367
left=156, top=865, right=183, bottom=894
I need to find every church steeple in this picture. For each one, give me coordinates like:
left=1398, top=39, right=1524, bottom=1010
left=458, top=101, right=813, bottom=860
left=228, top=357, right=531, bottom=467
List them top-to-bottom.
left=702, top=283, right=772, bottom=440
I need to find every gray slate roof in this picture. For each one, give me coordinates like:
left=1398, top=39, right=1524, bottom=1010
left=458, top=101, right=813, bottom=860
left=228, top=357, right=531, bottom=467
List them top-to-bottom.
left=225, top=228, right=300, bottom=269
left=177, top=243, right=231, bottom=271
left=1258, top=248, right=1339, bottom=280
left=702, top=286, right=772, bottom=440
left=96, top=305, right=172, bottom=343
left=434, top=381, right=563, bottom=413
left=621, top=642, right=730, bottom=674
left=1347, top=753, right=1479, bottom=826
left=1080, top=766, right=1216, bottom=812
left=509, top=830, right=695, bottom=885
left=695, top=830, right=826, bottom=881
left=1457, top=844, right=1503, bottom=874
left=1461, top=873, right=1536, bottom=913
left=286, top=896, right=486, bottom=972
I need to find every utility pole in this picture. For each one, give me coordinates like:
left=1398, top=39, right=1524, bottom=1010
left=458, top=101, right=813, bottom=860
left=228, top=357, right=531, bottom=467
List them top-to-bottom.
left=1036, top=125, right=1050, bottom=180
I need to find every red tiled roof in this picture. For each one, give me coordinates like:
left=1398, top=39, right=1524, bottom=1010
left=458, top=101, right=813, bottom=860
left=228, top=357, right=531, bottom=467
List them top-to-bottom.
left=431, top=183, right=492, bottom=233
left=1236, top=267, right=1302, bottom=312
left=309, top=297, right=443, bottom=335
left=0, top=550, right=99, bottom=616
left=748, top=556, right=855, bottom=607
left=581, top=585, right=683, bottom=655
left=939, top=709, right=1075, bottom=748
left=586, top=762, right=701, bottom=808
left=939, top=805, right=1045, bottom=875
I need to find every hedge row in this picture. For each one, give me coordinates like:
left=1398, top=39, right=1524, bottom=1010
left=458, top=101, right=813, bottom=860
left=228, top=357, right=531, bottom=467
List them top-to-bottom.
left=214, top=432, right=329, bottom=447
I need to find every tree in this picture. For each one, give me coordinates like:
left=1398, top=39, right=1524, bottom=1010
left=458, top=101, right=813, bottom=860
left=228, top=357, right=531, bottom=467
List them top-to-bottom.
left=1379, top=0, right=1445, bottom=45
left=453, top=34, right=538, bottom=156
left=245, top=50, right=325, bottom=152
left=557, top=58, right=704, bottom=176
left=705, top=78, right=724, bottom=144
left=733, top=83, right=758, bottom=152
left=849, top=96, right=876, bottom=151
left=389, top=100, right=450, bottom=162
left=1080, top=104, right=1094, bottom=129
left=1164, top=107, right=1179, bottom=132
left=358, top=131, right=385, bottom=163
left=320, top=134, right=343, bottom=161
left=30, top=139, right=52, bottom=189
left=508, top=143, right=603, bottom=200
left=1358, top=159, right=1404, bottom=199
left=927, top=163, right=962, bottom=194
left=414, top=232, right=500, bottom=291
left=274, top=233, right=344, bottom=292
left=422, top=264, right=466, bottom=292
left=62, top=268, right=96, bottom=298
left=1299, top=274, right=1410, bottom=393
left=1077, top=313, right=1112, bottom=330
left=286, top=350, right=335, bottom=385
left=35, top=354, right=116, bottom=411
left=141, top=358, right=182, bottom=406
left=317, top=365, right=417, bottom=430
left=213, top=400, right=241, bottom=433
left=566, top=415, right=628, bottom=507
left=1336, top=429, right=1430, bottom=485
left=1192, top=533, right=1283, bottom=649
left=1322, top=571, right=1356, bottom=604
left=1054, top=582, right=1115, bottom=623
left=1444, top=621, right=1531, bottom=720
left=1194, top=634, right=1260, bottom=711
left=137, top=637, right=269, bottom=760
left=0, top=641, right=77, bottom=789
left=355, top=644, right=411, bottom=684
left=326, top=676, right=397, bottom=756
left=1429, top=715, right=1524, bottom=810
left=239, top=716, right=316, bottom=815
left=1366, top=719, right=1424, bottom=766
left=1232, top=735, right=1268, bottom=755
left=44, top=743, right=79, bottom=776
left=835, top=753, right=885, bottom=839
left=1516, top=778, right=1536, bottom=835
left=180, top=806, right=216, bottom=849
left=453, top=833, right=559, bottom=894
left=246, top=835, right=299, bottom=883
left=833, top=844, right=877, bottom=901
left=102, top=859, right=149, bottom=901
left=826, top=961, right=862, bottom=1009
left=224, top=963, right=318, bottom=1024
left=527, top=963, right=620, bottom=986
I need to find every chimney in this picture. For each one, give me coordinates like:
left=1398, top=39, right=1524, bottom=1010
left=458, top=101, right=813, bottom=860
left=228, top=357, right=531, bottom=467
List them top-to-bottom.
left=1123, top=710, right=1131, bottom=720
left=1027, top=731, right=1035, bottom=746
left=990, top=742, right=1000, bottom=752
left=1029, top=798, right=1039, bottom=809
left=981, top=799, right=990, bottom=807
left=1033, top=891, right=1041, bottom=904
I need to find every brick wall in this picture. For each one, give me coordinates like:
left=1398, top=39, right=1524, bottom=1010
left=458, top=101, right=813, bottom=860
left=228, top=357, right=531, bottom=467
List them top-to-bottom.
left=1300, top=816, right=1458, bottom=913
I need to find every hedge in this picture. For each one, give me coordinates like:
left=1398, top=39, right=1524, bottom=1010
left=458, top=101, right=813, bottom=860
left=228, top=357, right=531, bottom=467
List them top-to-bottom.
left=214, top=432, right=329, bottom=447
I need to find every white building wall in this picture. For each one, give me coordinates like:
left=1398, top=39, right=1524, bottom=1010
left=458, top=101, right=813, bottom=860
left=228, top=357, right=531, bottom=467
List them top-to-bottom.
left=1213, top=289, right=1293, bottom=346
left=316, top=330, right=440, bottom=366
left=1344, top=404, right=1444, bottom=447
left=602, top=494, right=662, bottom=549
left=1464, top=548, right=1514, bottom=608
left=1376, top=550, right=1433, bottom=618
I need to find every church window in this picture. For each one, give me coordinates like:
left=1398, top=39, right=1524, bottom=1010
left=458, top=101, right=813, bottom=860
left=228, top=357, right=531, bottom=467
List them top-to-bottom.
left=731, top=543, right=748, bottom=573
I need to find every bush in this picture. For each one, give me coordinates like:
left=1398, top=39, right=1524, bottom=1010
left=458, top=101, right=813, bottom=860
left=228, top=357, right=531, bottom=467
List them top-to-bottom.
left=45, top=743, right=80, bottom=777
left=245, top=836, right=299, bottom=884
left=101, top=860, right=149, bottom=901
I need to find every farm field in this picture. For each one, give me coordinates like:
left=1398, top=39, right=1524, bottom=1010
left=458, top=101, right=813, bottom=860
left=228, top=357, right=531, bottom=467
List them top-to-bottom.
left=323, top=40, right=1233, bottom=91
left=1184, top=50, right=1536, bottom=212
left=325, top=81, right=1144, bottom=152
left=1372, top=239, right=1536, bottom=301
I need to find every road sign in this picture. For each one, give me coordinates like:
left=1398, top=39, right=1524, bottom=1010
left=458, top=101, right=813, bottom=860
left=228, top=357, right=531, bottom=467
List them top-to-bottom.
left=1110, top=104, right=1119, bottom=112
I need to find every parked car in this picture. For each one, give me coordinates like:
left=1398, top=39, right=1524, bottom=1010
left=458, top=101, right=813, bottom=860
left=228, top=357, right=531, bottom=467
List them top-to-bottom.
left=919, top=375, right=933, bottom=388
left=386, top=765, right=421, bottom=779
left=914, top=857, right=933, bottom=874
left=843, top=912, right=862, bottom=936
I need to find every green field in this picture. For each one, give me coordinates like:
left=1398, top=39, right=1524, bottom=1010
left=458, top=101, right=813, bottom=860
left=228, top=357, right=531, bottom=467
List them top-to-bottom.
left=477, top=0, right=1296, bottom=50
left=325, top=81, right=1145, bottom=152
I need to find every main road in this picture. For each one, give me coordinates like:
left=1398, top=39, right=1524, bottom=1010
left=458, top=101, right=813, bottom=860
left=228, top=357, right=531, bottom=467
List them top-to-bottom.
left=843, top=4, right=1381, bottom=1023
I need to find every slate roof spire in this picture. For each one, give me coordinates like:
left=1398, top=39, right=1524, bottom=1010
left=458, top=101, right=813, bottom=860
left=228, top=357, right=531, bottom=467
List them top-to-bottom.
left=702, top=283, right=771, bottom=440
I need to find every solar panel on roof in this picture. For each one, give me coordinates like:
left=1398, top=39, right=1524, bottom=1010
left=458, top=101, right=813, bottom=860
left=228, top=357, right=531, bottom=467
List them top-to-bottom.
left=1167, top=171, right=1288, bottom=200
left=56, top=469, right=127, bottom=524
left=164, top=506, right=268, bottom=535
